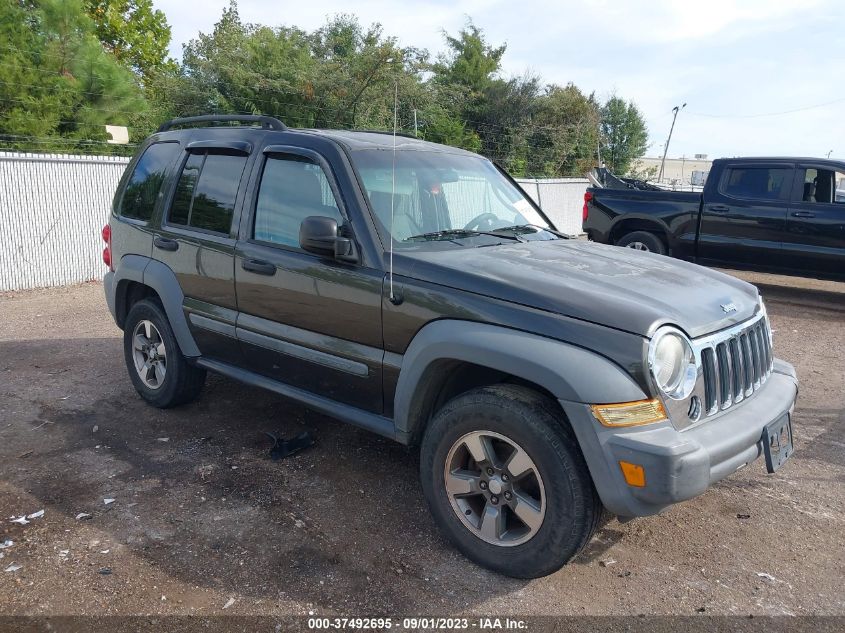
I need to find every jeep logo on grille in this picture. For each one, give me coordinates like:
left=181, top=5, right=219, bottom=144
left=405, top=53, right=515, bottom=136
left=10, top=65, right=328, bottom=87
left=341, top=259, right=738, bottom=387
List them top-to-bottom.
left=721, top=302, right=738, bottom=313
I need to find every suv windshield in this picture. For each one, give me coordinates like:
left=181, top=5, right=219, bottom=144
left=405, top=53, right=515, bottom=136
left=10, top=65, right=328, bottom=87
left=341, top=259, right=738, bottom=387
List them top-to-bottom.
left=351, top=149, right=556, bottom=248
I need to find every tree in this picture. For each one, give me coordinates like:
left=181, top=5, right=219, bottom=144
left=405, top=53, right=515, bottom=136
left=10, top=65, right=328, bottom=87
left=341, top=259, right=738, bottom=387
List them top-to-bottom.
left=0, top=0, right=145, bottom=152
left=85, top=0, right=174, bottom=81
left=426, top=20, right=507, bottom=153
left=433, top=21, right=505, bottom=96
left=525, top=83, right=601, bottom=177
left=600, top=96, right=648, bottom=174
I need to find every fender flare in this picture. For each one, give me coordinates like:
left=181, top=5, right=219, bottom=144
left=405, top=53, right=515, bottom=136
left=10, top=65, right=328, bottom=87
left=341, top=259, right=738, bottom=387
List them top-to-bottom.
left=608, top=214, right=675, bottom=249
left=113, top=255, right=200, bottom=357
left=142, top=259, right=200, bottom=357
left=393, top=320, right=647, bottom=437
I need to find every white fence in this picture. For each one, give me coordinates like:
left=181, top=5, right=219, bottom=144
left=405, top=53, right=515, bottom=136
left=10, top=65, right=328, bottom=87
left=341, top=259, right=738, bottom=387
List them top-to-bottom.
left=0, top=151, right=587, bottom=291
left=0, top=152, right=129, bottom=291
left=515, top=178, right=588, bottom=235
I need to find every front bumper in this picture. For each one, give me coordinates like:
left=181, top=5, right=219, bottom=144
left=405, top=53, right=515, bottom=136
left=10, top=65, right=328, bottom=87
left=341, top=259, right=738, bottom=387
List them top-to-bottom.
left=561, top=358, right=798, bottom=517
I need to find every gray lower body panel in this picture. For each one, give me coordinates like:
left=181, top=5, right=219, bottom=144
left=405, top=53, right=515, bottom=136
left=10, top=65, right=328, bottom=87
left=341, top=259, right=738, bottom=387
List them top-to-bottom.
left=103, top=271, right=116, bottom=321
left=562, top=358, right=798, bottom=517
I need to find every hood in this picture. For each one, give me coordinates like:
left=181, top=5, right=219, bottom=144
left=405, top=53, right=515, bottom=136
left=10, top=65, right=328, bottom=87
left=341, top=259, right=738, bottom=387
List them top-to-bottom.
left=396, top=239, right=761, bottom=339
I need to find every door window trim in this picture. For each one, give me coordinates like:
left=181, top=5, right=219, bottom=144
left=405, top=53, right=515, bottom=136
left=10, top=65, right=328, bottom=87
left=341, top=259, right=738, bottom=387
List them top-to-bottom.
left=243, top=145, right=351, bottom=254
left=717, top=163, right=795, bottom=203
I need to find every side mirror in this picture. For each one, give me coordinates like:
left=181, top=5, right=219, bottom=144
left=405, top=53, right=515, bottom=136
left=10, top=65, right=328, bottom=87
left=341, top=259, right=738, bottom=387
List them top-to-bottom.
left=299, top=216, right=358, bottom=263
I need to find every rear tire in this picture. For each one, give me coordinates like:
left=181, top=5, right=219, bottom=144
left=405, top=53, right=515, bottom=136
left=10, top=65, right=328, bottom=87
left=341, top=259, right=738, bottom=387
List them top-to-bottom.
left=616, top=230, right=666, bottom=255
left=123, top=299, right=206, bottom=408
left=420, top=384, right=601, bottom=578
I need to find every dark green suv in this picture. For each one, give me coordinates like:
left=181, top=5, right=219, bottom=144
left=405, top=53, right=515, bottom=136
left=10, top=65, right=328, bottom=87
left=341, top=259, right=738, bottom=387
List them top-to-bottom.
left=103, top=115, right=798, bottom=578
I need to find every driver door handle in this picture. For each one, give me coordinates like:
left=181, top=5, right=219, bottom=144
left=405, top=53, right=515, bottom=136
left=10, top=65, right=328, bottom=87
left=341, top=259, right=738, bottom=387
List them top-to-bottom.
left=708, top=205, right=730, bottom=213
left=791, top=211, right=816, bottom=218
left=154, top=236, right=179, bottom=251
left=242, top=258, right=276, bottom=276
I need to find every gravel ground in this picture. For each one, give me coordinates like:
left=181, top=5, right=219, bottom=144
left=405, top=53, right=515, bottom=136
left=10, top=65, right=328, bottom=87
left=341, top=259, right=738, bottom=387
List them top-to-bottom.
left=0, top=272, right=843, bottom=618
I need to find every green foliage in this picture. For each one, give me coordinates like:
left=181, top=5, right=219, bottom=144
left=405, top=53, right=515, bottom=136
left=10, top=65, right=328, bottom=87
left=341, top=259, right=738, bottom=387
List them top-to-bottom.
left=0, top=0, right=651, bottom=172
left=0, top=0, right=145, bottom=153
left=85, top=0, right=174, bottom=81
left=600, top=96, right=649, bottom=175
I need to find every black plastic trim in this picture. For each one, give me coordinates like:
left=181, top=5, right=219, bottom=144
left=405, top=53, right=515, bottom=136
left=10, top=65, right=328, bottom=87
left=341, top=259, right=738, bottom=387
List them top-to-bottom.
left=158, top=115, right=286, bottom=132
left=195, top=358, right=397, bottom=440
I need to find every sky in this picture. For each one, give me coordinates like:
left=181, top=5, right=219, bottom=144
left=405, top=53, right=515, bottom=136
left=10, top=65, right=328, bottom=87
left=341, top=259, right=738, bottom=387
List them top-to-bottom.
left=152, top=0, right=845, bottom=160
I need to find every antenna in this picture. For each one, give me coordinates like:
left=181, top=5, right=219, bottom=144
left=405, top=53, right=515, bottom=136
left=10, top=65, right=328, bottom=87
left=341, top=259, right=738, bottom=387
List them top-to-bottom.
left=389, top=82, right=398, bottom=303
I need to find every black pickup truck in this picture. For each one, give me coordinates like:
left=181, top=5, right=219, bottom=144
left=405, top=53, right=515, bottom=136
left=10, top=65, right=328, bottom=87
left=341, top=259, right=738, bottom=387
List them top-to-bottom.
left=583, top=157, right=845, bottom=280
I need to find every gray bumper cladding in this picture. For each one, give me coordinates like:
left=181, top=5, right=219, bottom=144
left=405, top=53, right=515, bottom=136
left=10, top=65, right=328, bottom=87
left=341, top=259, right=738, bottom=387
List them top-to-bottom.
left=561, top=359, right=798, bottom=517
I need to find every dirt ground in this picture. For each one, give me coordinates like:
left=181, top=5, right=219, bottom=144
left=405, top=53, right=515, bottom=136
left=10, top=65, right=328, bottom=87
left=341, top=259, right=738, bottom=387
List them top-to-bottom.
left=0, top=271, right=843, bottom=619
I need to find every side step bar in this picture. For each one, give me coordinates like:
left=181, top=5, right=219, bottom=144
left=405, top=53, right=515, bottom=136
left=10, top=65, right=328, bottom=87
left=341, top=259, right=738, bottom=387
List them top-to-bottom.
left=195, top=358, right=401, bottom=443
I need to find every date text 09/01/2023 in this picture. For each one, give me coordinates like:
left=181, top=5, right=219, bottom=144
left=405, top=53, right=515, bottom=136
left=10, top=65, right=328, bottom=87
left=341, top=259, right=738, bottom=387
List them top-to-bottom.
left=307, top=617, right=528, bottom=630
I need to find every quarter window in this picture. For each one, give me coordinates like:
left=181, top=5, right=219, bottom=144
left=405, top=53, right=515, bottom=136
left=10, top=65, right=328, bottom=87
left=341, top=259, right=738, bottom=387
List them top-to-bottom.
left=119, top=142, right=179, bottom=221
left=168, top=152, right=247, bottom=235
left=253, top=155, right=343, bottom=247
left=722, top=167, right=791, bottom=201
left=799, top=168, right=845, bottom=204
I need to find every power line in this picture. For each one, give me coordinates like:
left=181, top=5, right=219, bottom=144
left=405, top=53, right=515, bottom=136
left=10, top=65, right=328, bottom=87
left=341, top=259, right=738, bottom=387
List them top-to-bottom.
left=687, top=96, right=845, bottom=119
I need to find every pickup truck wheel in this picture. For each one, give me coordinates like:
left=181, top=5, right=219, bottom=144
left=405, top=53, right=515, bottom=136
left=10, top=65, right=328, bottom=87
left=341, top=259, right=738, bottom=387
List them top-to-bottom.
left=616, top=230, right=666, bottom=255
left=123, top=299, right=206, bottom=408
left=420, top=384, right=601, bottom=578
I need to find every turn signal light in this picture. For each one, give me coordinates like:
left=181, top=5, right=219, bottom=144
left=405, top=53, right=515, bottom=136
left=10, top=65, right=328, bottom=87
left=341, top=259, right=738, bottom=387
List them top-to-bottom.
left=590, top=399, right=667, bottom=427
left=619, top=461, right=646, bottom=487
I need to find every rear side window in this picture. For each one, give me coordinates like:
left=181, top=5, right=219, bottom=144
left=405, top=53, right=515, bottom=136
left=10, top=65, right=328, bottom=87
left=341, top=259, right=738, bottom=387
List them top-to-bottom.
left=119, top=142, right=179, bottom=221
left=168, top=152, right=247, bottom=235
left=253, top=155, right=343, bottom=247
left=721, top=167, right=791, bottom=201
left=799, top=168, right=845, bottom=204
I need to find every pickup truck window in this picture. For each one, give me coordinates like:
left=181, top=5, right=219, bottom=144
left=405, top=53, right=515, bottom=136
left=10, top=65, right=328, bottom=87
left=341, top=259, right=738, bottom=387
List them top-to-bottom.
left=118, top=141, right=179, bottom=221
left=351, top=150, right=551, bottom=246
left=168, top=152, right=247, bottom=235
left=253, top=155, right=343, bottom=247
left=721, top=167, right=792, bottom=201
left=800, top=168, right=845, bottom=204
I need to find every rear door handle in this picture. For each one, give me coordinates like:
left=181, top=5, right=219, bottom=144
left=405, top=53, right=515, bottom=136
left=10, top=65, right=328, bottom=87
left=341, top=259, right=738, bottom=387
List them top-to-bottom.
left=708, top=205, right=731, bottom=213
left=791, top=211, right=816, bottom=218
left=154, top=236, right=179, bottom=251
left=241, top=258, right=276, bottom=276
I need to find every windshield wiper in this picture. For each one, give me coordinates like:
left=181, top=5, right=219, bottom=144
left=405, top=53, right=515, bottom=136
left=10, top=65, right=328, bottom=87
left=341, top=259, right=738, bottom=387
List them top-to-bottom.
left=494, top=224, right=570, bottom=239
left=404, top=229, right=524, bottom=243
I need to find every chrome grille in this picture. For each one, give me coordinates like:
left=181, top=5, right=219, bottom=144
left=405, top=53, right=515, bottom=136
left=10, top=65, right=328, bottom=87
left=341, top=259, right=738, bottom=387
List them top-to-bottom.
left=694, top=314, right=773, bottom=417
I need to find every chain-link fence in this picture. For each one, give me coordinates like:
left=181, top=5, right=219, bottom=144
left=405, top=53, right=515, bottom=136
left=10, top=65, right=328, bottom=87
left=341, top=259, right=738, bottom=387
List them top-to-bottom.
left=0, top=152, right=587, bottom=291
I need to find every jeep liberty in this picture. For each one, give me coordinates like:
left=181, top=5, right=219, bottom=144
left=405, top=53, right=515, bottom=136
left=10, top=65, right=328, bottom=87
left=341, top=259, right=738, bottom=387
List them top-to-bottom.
left=103, top=115, right=798, bottom=578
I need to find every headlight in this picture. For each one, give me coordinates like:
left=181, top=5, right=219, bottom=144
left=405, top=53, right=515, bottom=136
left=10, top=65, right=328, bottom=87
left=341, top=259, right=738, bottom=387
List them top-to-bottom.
left=648, top=327, right=697, bottom=400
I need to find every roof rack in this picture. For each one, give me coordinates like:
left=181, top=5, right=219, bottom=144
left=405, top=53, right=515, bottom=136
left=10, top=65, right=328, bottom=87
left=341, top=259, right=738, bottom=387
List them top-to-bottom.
left=157, top=115, right=287, bottom=133
left=350, top=129, right=419, bottom=140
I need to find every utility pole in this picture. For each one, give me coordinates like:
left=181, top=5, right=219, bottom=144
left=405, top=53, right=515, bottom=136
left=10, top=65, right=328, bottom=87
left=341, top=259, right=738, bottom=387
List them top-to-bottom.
left=658, top=103, right=686, bottom=183
left=413, top=109, right=418, bottom=137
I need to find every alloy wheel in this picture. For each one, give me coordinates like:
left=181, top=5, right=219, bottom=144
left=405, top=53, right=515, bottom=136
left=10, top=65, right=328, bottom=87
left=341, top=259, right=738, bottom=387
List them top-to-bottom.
left=132, top=320, right=167, bottom=389
left=444, top=430, right=546, bottom=546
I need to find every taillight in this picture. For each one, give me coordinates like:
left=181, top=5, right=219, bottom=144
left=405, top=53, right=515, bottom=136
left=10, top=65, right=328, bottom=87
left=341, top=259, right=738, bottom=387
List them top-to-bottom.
left=582, top=191, right=593, bottom=222
left=102, top=224, right=113, bottom=271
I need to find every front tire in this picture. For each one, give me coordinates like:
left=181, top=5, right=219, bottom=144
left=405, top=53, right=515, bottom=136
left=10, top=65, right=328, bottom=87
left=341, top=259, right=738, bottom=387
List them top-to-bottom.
left=616, top=230, right=667, bottom=255
left=123, top=299, right=206, bottom=408
left=420, top=385, right=601, bottom=578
